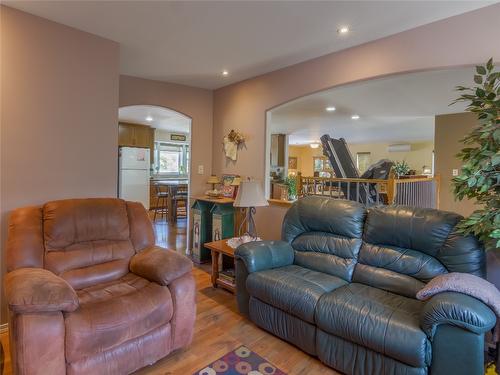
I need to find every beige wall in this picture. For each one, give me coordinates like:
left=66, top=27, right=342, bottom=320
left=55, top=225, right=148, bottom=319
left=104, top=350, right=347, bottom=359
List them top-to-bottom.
left=213, top=4, right=500, bottom=239
left=1, top=6, right=120, bottom=322
left=119, top=75, right=213, bottom=197
left=435, top=112, right=477, bottom=216
left=289, top=141, right=434, bottom=177
left=349, top=141, right=434, bottom=173
left=288, top=146, right=320, bottom=176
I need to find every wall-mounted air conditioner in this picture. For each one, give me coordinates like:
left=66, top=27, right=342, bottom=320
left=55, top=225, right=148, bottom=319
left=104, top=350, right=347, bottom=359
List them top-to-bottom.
left=387, top=144, right=411, bottom=152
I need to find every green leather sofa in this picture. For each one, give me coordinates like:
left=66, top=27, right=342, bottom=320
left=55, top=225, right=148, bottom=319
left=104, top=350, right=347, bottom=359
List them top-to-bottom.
left=235, top=196, right=496, bottom=375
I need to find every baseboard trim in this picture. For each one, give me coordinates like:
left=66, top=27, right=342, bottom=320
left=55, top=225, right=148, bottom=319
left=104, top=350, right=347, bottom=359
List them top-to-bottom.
left=0, top=323, right=8, bottom=334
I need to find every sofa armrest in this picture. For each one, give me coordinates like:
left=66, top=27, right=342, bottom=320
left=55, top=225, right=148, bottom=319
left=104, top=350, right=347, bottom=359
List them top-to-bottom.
left=235, top=240, right=294, bottom=274
left=130, top=246, right=193, bottom=286
left=4, top=268, right=79, bottom=314
left=420, top=292, right=496, bottom=339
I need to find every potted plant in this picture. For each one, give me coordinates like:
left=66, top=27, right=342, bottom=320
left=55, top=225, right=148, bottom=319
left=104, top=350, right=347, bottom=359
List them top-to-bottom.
left=451, top=58, right=499, bottom=249
left=393, top=160, right=410, bottom=178
left=284, top=176, right=298, bottom=201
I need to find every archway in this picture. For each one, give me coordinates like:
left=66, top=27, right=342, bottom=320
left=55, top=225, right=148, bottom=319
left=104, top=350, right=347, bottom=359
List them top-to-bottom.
left=118, top=104, right=192, bottom=253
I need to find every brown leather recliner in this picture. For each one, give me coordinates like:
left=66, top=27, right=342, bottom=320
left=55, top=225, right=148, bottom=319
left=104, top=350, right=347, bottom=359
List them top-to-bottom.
left=4, top=198, right=196, bottom=375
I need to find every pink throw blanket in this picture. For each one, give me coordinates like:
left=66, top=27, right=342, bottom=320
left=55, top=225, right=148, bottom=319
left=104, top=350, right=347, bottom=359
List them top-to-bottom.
left=417, top=272, right=500, bottom=341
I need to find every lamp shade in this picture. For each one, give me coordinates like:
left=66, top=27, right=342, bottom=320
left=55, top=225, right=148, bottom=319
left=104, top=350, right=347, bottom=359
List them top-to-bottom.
left=207, top=175, right=220, bottom=184
left=234, top=180, right=268, bottom=207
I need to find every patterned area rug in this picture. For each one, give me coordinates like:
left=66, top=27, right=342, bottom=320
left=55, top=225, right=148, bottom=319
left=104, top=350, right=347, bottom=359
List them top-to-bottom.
left=193, top=345, right=287, bottom=375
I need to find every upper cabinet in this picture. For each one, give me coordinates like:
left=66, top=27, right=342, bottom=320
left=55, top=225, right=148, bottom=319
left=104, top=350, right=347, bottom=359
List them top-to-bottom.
left=118, top=123, right=154, bottom=149
left=270, top=134, right=286, bottom=167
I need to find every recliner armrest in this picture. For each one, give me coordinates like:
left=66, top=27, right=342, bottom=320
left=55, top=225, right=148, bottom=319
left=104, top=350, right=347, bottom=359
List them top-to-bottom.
left=235, top=240, right=294, bottom=274
left=130, top=246, right=193, bottom=286
left=4, top=268, right=79, bottom=314
left=420, top=292, right=496, bottom=339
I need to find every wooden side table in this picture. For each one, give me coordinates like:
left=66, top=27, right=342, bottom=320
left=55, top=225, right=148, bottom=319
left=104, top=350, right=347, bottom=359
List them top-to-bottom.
left=204, top=239, right=236, bottom=293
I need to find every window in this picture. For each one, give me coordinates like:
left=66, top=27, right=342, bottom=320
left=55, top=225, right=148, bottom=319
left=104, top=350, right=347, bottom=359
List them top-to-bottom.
left=155, top=142, right=189, bottom=176
left=356, top=152, right=371, bottom=174
left=313, top=156, right=334, bottom=177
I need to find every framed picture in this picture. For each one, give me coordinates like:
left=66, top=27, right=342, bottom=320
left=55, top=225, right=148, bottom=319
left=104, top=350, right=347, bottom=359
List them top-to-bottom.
left=288, top=156, right=298, bottom=169
left=221, top=174, right=239, bottom=198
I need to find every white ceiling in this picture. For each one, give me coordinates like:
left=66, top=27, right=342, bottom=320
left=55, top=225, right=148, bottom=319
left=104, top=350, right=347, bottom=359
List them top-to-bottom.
left=4, top=1, right=495, bottom=89
left=269, top=67, right=474, bottom=145
left=119, top=105, right=190, bottom=133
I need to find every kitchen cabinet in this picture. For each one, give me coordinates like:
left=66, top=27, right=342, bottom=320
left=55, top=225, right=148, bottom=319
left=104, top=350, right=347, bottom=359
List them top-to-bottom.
left=118, top=123, right=154, bottom=149
left=270, top=134, right=286, bottom=167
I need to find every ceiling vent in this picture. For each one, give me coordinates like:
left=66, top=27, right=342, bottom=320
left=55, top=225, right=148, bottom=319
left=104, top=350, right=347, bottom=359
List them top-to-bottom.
left=387, top=144, right=411, bottom=152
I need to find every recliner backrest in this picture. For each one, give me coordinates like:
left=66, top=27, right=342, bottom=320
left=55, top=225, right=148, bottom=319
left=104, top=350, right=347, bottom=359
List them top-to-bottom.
left=282, top=196, right=366, bottom=282
left=6, top=198, right=155, bottom=290
left=354, top=205, right=485, bottom=298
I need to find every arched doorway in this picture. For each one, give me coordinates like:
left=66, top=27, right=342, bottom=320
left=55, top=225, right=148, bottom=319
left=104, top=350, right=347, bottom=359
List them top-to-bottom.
left=118, top=105, right=192, bottom=253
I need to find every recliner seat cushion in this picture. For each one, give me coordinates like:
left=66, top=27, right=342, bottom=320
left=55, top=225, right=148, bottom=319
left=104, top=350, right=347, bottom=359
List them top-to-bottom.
left=246, top=265, right=347, bottom=323
left=65, top=273, right=173, bottom=363
left=315, top=283, right=430, bottom=368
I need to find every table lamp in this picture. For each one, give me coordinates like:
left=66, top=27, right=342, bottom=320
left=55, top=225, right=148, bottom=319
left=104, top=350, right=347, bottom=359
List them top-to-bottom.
left=207, top=175, right=220, bottom=190
left=233, top=179, right=268, bottom=238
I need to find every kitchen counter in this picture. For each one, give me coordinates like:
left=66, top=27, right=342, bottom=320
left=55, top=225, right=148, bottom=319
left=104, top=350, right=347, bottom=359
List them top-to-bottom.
left=150, top=176, right=188, bottom=181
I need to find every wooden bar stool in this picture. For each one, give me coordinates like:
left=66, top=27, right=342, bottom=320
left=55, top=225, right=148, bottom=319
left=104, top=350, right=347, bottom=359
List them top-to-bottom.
left=153, top=183, right=169, bottom=221
left=172, top=186, right=188, bottom=222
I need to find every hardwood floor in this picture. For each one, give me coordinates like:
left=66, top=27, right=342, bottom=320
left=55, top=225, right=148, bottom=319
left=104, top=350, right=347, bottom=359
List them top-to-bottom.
left=151, top=214, right=188, bottom=252
left=0, top=215, right=337, bottom=375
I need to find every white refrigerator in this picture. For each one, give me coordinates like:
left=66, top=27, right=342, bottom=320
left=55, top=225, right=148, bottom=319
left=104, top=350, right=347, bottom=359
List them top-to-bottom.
left=118, top=147, right=150, bottom=209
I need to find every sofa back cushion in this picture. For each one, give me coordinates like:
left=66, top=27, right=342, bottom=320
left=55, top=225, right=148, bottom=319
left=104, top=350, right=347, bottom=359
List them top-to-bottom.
left=282, top=196, right=366, bottom=281
left=43, top=199, right=135, bottom=290
left=354, top=205, right=485, bottom=298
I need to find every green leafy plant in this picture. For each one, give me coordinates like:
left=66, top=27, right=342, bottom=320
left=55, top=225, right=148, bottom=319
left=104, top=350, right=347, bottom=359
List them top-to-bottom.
left=451, top=58, right=499, bottom=249
left=393, top=160, right=410, bottom=177
left=284, top=176, right=298, bottom=200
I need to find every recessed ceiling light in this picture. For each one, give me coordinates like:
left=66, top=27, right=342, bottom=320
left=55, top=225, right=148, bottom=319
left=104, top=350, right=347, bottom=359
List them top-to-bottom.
left=338, top=26, right=350, bottom=34
left=222, top=70, right=229, bottom=76
left=325, top=106, right=336, bottom=112
left=351, top=115, right=360, bottom=120
left=146, top=116, right=153, bottom=122
left=310, top=143, right=320, bottom=149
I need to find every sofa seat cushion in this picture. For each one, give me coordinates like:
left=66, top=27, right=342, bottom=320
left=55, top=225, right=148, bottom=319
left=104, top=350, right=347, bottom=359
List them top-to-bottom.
left=246, top=265, right=347, bottom=323
left=65, top=273, right=173, bottom=363
left=315, top=283, right=430, bottom=368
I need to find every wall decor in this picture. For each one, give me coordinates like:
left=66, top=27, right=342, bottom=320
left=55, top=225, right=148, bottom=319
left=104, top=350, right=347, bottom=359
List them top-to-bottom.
left=223, top=129, right=245, bottom=161
left=170, top=133, right=187, bottom=141
left=288, top=156, right=298, bottom=169
left=220, top=174, right=239, bottom=198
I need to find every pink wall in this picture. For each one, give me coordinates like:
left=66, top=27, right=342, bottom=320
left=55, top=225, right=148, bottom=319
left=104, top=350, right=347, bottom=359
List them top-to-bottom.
left=213, top=4, right=500, bottom=239
left=0, top=6, right=120, bottom=322
left=119, top=75, right=213, bottom=197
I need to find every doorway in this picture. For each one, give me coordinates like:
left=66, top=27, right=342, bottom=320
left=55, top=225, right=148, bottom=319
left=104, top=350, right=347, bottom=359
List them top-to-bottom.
left=118, top=105, right=192, bottom=253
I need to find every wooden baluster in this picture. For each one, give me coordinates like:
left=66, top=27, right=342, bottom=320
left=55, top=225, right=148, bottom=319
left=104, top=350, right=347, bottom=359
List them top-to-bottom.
left=296, top=172, right=302, bottom=198
left=387, top=177, right=396, bottom=205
